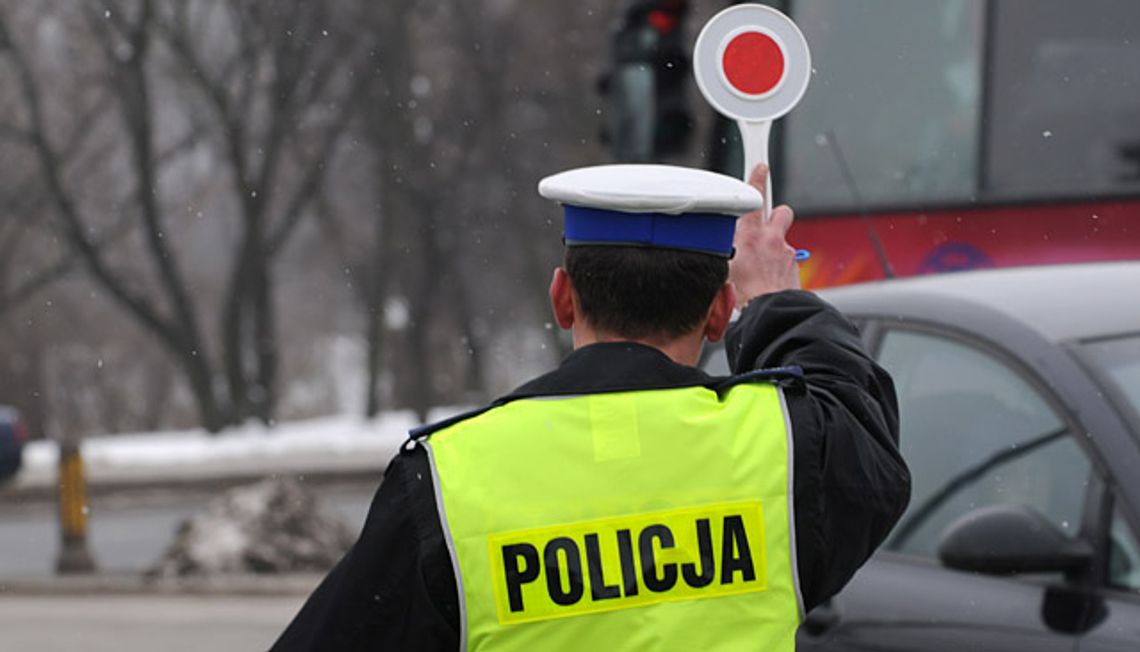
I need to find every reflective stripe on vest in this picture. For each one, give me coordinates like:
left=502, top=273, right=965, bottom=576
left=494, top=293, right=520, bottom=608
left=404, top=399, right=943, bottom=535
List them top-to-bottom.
left=424, top=383, right=802, bottom=651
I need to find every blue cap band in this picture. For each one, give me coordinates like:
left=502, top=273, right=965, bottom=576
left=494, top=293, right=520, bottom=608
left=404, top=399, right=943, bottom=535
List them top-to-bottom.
left=563, top=205, right=737, bottom=257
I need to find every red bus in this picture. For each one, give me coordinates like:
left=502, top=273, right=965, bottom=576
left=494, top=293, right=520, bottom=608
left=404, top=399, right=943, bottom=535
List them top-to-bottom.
left=705, top=1, right=1140, bottom=288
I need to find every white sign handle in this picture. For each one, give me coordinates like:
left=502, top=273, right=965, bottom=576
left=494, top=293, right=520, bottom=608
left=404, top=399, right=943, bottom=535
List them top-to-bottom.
left=739, top=119, right=772, bottom=221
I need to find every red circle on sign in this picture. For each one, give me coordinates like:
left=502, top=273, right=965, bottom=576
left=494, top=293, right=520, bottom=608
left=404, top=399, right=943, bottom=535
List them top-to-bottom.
left=722, top=31, right=785, bottom=96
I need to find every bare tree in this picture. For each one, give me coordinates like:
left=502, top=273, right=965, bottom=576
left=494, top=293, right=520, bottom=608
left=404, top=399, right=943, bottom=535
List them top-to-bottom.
left=0, top=0, right=372, bottom=430
left=0, top=0, right=633, bottom=438
left=158, top=0, right=372, bottom=424
left=326, top=0, right=490, bottom=422
left=340, top=0, right=614, bottom=419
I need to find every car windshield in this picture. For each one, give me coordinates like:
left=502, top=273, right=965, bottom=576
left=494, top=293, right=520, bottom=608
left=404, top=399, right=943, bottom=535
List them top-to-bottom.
left=1081, top=334, right=1140, bottom=430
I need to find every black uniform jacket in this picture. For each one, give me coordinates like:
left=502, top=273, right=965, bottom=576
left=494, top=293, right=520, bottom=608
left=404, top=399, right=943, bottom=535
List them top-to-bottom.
left=273, top=290, right=911, bottom=651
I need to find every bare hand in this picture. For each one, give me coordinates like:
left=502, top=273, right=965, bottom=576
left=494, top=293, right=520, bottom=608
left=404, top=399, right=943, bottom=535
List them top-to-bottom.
left=729, top=164, right=801, bottom=305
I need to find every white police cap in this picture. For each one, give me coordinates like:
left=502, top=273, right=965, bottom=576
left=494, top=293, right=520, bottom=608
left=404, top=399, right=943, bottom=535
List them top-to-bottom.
left=538, top=164, right=762, bottom=257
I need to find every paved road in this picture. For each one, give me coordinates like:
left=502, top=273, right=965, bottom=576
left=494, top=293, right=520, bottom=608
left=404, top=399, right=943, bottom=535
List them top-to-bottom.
left=0, top=483, right=375, bottom=578
left=0, top=593, right=305, bottom=651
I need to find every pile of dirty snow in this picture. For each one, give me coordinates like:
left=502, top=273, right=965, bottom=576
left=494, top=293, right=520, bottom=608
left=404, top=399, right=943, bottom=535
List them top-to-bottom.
left=149, top=477, right=354, bottom=577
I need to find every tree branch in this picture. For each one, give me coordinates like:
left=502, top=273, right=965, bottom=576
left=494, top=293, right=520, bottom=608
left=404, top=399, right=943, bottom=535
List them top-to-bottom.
left=84, top=0, right=207, bottom=359
left=0, top=10, right=181, bottom=348
left=266, top=91, right=364, bottom=256
left=0, top=122, right=32, bottom=145
left=0, top=214, right=136, bottom=318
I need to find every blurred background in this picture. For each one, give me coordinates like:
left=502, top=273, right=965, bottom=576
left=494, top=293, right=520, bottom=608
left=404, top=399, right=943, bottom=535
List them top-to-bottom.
left=0, top=0, right=1138, bottom=649
left=0, top=0, right=609, bottom=440
left=2, top=0, right=1138, bottom=443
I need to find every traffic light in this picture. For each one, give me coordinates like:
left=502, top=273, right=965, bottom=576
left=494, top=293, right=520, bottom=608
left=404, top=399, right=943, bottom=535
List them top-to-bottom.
left=598, top=0, right=693, bottom=162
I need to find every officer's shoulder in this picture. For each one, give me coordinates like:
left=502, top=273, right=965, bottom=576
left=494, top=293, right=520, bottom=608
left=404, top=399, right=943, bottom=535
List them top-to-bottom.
left=711, top=365, right=804, bottom=393
left=404, top=403, right=500, bottom=447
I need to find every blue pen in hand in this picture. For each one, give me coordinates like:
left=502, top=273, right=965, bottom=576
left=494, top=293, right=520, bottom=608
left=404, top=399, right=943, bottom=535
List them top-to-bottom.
left=795, top=249, right=811, bottom=262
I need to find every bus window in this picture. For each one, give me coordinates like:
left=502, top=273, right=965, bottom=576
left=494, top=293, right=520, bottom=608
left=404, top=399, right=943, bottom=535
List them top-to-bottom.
left=784, top=0, right=984, bottom=211
left=986, top=0, right=1140, bottom=199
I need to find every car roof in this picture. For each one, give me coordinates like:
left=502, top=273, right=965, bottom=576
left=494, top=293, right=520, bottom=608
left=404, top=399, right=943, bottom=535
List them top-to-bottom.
left=819, top=261, right=1140, bottom=343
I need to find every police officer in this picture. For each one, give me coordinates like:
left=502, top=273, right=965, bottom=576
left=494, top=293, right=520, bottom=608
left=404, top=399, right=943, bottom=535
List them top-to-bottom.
left=273, top=163, right=910, bottom=651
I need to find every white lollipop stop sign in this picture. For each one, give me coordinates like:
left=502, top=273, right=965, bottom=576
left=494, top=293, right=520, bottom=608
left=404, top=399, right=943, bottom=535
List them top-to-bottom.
left=693, top=4, right=811, bottom=221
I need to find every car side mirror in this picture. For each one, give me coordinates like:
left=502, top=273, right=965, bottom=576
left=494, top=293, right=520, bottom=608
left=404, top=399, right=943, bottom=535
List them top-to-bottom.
left=938, top=504, right=1093, bottom=575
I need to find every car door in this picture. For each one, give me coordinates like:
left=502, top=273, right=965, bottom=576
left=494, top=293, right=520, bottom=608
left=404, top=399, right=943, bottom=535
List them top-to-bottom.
left=798, top=325, right=1102, bottom=651
left=1073, top=334, right=1140, bottom=650
left=1073, top=489, right=1140, bottom=650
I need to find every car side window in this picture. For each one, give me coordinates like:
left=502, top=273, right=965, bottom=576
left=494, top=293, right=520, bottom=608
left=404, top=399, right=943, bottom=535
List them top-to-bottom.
left=876, top=329, right=1092, bottom=558
left=1109, top=506, right=1140, bottom=593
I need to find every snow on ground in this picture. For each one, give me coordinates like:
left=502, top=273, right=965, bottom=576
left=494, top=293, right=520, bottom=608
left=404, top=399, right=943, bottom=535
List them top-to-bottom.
left=14, top=407, right=471, bottom=490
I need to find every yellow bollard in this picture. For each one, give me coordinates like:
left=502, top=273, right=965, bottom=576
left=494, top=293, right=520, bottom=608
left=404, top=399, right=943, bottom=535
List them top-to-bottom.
left=55, top=439, right=96, bottom=574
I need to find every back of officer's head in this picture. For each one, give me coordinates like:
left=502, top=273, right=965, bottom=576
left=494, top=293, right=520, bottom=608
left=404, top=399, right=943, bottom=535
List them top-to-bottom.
left=564, top=245, right=728, bottom=340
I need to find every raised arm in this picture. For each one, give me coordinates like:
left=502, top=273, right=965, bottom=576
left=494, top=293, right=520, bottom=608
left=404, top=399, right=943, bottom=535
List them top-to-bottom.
left=724, top=165, right=911, bottom=611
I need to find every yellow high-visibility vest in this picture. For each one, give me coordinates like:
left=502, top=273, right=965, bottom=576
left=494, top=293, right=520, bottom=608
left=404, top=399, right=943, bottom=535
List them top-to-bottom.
left=423, top=382, right=802, bottom=651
